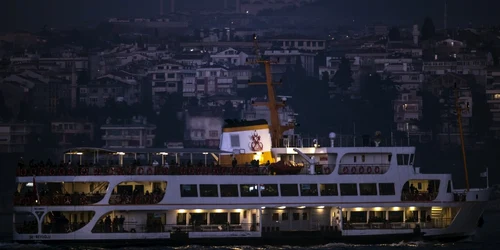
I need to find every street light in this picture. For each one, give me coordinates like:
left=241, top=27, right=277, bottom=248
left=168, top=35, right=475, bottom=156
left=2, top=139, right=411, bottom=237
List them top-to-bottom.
left=203, top=152, right=208, bottom=166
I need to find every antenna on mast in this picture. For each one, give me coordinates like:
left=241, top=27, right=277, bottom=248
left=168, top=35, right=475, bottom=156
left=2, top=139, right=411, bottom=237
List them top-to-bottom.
left=160, top=0, right=164, bottom=16
left=444, top=0, right=448, bottom=30
left=247, top=34, right=294, bottom=147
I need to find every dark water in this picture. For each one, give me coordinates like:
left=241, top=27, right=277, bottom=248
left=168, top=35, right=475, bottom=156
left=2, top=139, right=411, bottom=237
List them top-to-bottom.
left=2, top=212, right=499, bottom=250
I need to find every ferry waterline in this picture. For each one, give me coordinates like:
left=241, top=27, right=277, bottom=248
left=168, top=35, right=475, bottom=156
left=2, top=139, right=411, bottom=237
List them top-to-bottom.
left=11, top=35, right=490, bottom=246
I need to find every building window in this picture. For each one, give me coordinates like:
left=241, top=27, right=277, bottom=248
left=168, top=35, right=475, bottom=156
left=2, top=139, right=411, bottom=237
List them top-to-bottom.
left=167, top=73, right=175, bottom=78
left=494, top=94, right=500, bottom=99
left=209, top=130, right=219, bottom=137
left=230, top=134, right=240, bottom=147
left=359, top=183, right=377, bottom=195
left=379, top=183, right=395, bottom=195
left=180, top=184, right=197, bottom=197
left=199, top=184, right=218, bottom=197
left=220, top=184, right=238, bottom=197
left=240, top=184, right=258, bottom=197
left=260, top=184, right=278, bottom=196
left=280, top=184, right=298, bottom=196
left=300, top=184, right=318, bottom=196
left=320, top=184, right=338, bottom=196
left=340, top=184, right=358, bottom=196
left=230, top=212, right=240, bottom=224
left=272, top=213, right=279, bottom=221
left=282, top=213, right=288, bottom=220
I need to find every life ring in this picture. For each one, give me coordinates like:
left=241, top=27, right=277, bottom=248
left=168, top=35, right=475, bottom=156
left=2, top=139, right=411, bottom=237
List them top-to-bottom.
left=366, top=166, right=372, bottom=174
left=374, top=166, right=381, bottom=174
left=137, top=167, right=144, bottom=175
left=323, top=167, right=331, bottom=174
left=342, top=167, right=349, bottom=174
left=351, top=167, right=357, bottom=174
left=358, top=167, right=364, bottom=174
left=21, top=168, right=27, bottom=176
left=39, top=168, right=46, bottom=176
left=50, top=168, right=56, bottom=176
left=59, top=168, right=66, bottom=175
left=67, top=168, right=74, bottom=176
left=80, top=168, right=88, bottom=175
left=94, top=168, right=100, bottom=175
left=109, top=168, right=116, bottom=175
left=146, top=168, right=153, bottom=175
left=188, top=168, right=195, bottom=175
left=52, top=196, right=59, bottom=205
left=64, top=196, right=71, bottom=205
left=80, top=196, right=88, bottom=205
left=125, top=196, right=131, bottom=204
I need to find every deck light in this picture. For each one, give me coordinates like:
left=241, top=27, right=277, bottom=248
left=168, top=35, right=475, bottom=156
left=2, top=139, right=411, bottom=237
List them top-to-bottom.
left=277, top=206, right=286, bottom=209
left=297, top=206, right=305, bottom=209
left=317, top=206, right=325, bottom=209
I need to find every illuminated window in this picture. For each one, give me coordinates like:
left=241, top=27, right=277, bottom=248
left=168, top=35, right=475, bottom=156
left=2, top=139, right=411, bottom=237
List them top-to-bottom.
left=494, top=94, right=500, bottom=100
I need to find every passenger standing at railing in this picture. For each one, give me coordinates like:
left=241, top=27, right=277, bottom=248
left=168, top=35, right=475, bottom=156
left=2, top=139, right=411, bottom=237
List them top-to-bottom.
left=232, top=158, right=237, bottom=168
left=119, top=215, right=125, bottom=232
left=112, top=216, right=119, bottom=232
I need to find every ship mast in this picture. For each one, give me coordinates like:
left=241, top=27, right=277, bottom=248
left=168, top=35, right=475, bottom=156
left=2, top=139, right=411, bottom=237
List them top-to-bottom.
left=249, top=34, right=294, bottom=147
left=454, top=87, right=470, bottom=192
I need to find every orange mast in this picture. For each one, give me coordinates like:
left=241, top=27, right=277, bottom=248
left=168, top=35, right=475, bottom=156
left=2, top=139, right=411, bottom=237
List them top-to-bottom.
left=249, top=34, right=294, bottom=147
left=455, top=87, right=470, bottom=192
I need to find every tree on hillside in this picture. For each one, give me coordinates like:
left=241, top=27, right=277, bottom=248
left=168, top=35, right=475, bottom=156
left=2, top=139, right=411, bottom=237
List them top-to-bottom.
left=421, top=17, right=436, bottom=41
left=388, top=27, right=401, bottom=41
left=331, top=57, right=353, bottom=97
left=285, top=61, right=330, bottom=135
left=360, top=73, right=399, bottom=136
left=471, top=86, right=492, bottom=137
left=0, top=90, right=12, bottom=121
left=416, top=90, right=441, bottom=135
left=154, top=93, right=184, bottom=146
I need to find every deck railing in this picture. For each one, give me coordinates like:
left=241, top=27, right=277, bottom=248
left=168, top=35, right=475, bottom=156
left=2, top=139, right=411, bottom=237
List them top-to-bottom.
left=16, top=165, right=336, bottom=177
left=13, top=194, right=105, bottom=206
left=343, top=218, right=453, bottom=230
left=91, top=222, right=259, bottom=234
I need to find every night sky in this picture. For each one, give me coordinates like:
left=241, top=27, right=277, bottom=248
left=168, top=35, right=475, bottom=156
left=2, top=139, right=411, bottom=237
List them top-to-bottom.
left=1, top=0, right=499, bottom=32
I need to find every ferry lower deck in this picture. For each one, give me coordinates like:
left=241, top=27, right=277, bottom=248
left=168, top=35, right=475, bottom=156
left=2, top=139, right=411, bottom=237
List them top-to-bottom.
left=13, top=203, right=485, bottom=246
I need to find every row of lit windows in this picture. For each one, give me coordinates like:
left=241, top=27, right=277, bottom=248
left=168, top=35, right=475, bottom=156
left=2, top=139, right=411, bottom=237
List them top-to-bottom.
left=180, top=183, right=396, bottom=198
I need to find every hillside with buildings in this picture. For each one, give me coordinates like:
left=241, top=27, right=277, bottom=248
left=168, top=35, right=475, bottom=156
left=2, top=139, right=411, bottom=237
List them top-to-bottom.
left=1, top=13, right=500, bottom=188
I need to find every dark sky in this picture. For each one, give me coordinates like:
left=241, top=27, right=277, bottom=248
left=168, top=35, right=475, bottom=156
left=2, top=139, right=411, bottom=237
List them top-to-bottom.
left=1, top=0, right=499, bottom=32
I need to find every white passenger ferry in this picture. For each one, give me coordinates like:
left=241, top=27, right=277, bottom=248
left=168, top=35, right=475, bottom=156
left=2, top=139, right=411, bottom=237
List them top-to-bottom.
left=12, top=36, right=490, bottom=246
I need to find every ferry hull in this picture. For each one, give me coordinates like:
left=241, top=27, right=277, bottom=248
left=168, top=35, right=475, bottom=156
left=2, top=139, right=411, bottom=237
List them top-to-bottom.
left=13, top=231, right=471, bottom=247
